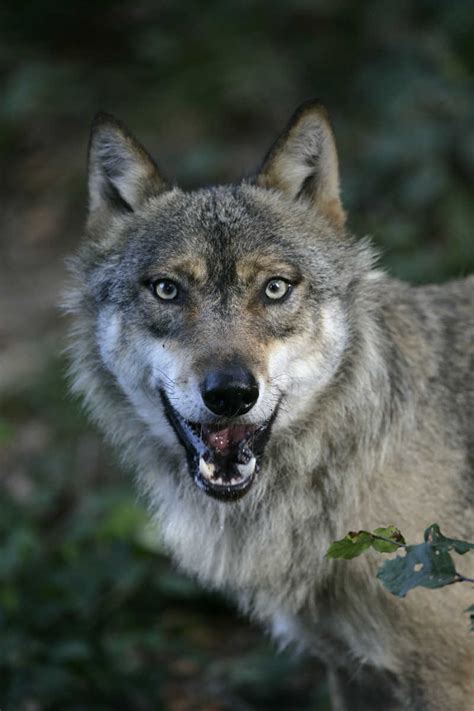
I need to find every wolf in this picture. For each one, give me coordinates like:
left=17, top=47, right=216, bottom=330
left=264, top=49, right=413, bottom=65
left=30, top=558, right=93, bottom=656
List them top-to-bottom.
left=66, top=100, right=474, bottom=710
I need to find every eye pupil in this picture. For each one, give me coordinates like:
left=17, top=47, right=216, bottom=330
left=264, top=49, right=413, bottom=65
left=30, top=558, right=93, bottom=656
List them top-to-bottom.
left=265, top=278, right=290, bottom=301
left=154, top=279, right=178, bottom=300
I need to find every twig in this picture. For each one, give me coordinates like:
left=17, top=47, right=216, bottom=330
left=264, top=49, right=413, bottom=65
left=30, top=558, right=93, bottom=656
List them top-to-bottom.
left=455, top=573, right=474, bottom=584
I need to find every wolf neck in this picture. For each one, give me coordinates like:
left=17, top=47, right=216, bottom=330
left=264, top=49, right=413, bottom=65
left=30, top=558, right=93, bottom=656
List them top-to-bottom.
left=145, top=281, right=413, bottom=621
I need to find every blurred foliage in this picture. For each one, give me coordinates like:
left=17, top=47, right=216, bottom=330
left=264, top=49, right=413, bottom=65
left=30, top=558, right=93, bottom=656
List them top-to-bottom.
left=0, top=1, right=473, bottom=708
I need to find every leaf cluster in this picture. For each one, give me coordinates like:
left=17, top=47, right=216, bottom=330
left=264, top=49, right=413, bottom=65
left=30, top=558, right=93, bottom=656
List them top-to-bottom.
left=327, top=524, right=474, bottom=625
left=377, top=524, right=474, bottom=597
left=327, top=526, right=406, bottom=560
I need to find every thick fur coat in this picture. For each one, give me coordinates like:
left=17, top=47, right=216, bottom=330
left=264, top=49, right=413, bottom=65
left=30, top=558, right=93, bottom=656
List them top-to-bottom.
left=67, top=102, right=474, bottom=710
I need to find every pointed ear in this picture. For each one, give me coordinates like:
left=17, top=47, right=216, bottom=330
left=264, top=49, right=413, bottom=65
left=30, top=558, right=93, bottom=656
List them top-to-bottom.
left=256, top=100, right=345, bottom=228
left=87, top=113, right=168, bottom=219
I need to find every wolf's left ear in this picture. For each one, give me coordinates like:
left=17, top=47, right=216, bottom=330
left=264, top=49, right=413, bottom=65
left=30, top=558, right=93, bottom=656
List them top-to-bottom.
left=256, top=100, right=345, bottom=228
left=87, top=113, right=168, bottom=219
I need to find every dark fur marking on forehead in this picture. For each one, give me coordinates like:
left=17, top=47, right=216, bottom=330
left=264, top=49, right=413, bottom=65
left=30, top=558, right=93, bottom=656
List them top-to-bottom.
left=192, top=189, right=304, bottom=294
left=201, top=190, right=239, bottom=289
left=236, top=256, right=302, bottom=285
left=165, top=257, right=207, bottom=283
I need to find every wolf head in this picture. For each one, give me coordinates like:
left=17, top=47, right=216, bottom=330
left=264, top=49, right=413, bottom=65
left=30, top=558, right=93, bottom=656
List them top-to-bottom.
left=68, top=101, right=376, bottom=504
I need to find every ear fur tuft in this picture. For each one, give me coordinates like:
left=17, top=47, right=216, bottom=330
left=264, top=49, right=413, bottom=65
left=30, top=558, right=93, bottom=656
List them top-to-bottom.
left=257, top=99, right=345, bottom=228
left=87, top=113, right=168, bottom=219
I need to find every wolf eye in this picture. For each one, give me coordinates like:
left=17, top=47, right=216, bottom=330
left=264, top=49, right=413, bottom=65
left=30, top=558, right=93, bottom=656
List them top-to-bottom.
left=264, top=278, right=291, bottom=301
left=153, top=279, right=179, bottom=301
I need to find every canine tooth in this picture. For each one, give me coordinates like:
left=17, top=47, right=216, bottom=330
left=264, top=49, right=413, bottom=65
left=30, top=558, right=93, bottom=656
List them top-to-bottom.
left=199, top=457, right=215, bottom=480
left=236, top=457, right=256, bottom=478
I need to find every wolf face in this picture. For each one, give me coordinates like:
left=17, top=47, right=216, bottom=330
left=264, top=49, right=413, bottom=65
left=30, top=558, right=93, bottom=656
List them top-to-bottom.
left=68, top=102, right=372, bottom=502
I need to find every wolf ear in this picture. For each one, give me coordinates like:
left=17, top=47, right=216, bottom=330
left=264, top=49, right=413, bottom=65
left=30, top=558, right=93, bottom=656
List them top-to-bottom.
left=256, top=100, right=345, bottom=228
left=87, top=113, right=168, bottom=219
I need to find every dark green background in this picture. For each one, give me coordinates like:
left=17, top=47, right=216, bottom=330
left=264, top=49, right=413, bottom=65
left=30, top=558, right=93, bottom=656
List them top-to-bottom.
left=0, top=1, right=473, bottom=708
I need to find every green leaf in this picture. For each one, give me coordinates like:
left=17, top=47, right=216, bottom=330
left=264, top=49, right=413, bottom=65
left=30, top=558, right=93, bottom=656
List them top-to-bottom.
left=0, top=417, right=15, bottom=445
left=424, top=524, right=474, bottom=555
left=327, top=526, right=405, bottom=558
left=372, top=526, right=406, bottom=553
left=326, top=531, right=373, bottom=559
left=377, top=542, right=457, bottom=597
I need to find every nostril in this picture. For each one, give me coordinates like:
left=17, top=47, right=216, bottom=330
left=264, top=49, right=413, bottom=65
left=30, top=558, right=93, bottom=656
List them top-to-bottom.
left=201, top=368, right=259, bottom=417
left=242, top=386, right=259, bottom=408
left=205, top=389, right=228, bottom=411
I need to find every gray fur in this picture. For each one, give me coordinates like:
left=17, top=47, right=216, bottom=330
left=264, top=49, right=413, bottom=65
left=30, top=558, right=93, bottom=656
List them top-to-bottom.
left=66, top=103, right=474, bottom=710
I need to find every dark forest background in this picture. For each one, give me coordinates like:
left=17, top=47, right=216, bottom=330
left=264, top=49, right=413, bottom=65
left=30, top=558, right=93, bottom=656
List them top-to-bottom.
left=1, top=1, right=473, bottom=709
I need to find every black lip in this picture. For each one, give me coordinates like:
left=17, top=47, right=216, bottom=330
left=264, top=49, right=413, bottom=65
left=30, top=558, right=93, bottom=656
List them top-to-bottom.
left=160, top=390, right=278, bottom=502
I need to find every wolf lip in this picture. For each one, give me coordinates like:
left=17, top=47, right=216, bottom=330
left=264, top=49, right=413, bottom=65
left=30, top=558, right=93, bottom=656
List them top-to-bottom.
left=160, top=391, right=276, bottom=501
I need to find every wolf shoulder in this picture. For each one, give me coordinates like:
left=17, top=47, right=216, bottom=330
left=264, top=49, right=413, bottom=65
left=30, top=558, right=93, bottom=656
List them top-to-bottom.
left=379, top=273, right=473, bottom=369
left=379, top=273, right=473, bottom=480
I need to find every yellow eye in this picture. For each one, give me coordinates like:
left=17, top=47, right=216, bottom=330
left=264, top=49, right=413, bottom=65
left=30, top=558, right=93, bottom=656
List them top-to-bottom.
left=264, top=278, right=291, bottom=301
left=154, top=279, right=179, bottom=300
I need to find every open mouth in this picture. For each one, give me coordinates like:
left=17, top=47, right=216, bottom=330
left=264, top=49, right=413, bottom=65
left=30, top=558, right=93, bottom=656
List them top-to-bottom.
left=160, top=391, right=277, bottom=501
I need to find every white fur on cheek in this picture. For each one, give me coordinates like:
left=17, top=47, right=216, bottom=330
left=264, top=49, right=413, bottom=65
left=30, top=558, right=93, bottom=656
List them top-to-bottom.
left=267, top=300, right=348, bottom=424
left=96, top=310, right=180, bottom=449
left=98, top=310, right=122, bottom=367
left=97, top=311, right=203, bottom=430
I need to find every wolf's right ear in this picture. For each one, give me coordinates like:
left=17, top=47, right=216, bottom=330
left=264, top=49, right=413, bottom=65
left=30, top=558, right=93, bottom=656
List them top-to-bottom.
left=256, top=100, right=345, bottom=228
left=87, top=113, right=168, bottom=220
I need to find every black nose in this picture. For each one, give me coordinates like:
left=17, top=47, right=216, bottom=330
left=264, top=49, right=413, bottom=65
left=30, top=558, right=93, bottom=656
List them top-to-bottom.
left=201, top=367, right=259, bottom=417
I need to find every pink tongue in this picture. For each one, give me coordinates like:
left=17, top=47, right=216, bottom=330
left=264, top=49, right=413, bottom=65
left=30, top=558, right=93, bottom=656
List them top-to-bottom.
left=206, top=425, right=250, bottom=453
